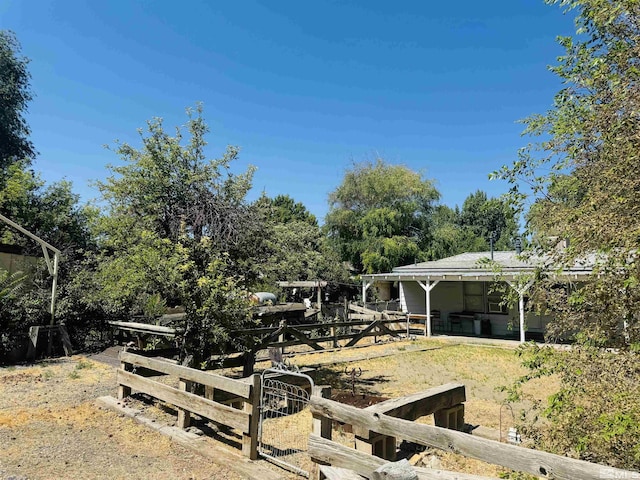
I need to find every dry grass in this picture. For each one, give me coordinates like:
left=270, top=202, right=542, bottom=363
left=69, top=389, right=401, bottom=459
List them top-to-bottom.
left=0, top=339, right=559, bottom=479
left=0, top=356, right=242, bottom=480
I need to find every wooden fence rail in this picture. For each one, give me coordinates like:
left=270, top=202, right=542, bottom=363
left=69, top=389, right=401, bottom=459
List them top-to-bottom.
left=117, top=350, right=260, bottom=459
left=308, top=394, right=634, bottom=480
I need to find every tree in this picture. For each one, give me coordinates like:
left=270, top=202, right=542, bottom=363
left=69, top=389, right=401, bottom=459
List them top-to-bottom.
left=493, top=0, right=640, bottom=469
left=493, top=0, right=640, bottom=344
left=0, top=31, right=35, bottom=166
left=94, top=106, right=260, bottom=366
left=325, top=159, right=440, bottom=274
left=458, top=190, right=518, bottom=251
left=424, top=192, right=519, bottom=260
left=251, top=194, right=347, bottom=290
left=266, top=194, right=318, bottom=226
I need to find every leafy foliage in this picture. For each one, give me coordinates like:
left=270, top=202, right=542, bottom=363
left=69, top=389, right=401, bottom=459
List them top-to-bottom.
left=493, top=0, right=640, bottom=470
left=0, top=30, right=35, bottom=166
left=94, top=106, right=259, bottom=365
left=325, top=159, right=439, bottom=273
left=250, top=193, right=348, bottom=293
left=0, top=269, right=28, bottom=356
left=506, top=343, right=640, bottom=469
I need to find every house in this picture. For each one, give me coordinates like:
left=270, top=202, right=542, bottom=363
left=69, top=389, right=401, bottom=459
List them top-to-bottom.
left=360, top=251, right=593, bottom=343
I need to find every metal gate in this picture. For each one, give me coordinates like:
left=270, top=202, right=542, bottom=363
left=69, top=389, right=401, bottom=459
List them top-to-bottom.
left=258, top=367, right=315, bottom=477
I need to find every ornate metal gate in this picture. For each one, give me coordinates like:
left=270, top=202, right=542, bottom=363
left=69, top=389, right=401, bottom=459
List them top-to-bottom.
left=258, top=367, right=315, bottom=477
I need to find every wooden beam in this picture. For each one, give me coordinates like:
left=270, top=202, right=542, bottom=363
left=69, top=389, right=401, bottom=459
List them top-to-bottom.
left=277, top=280, right=327, bottom=288
left=348, top=304, right=379, bottom=315
left=109, top=320, right=176, bottom=336
left=345, top=321, right=380, bottom=347
left=373, top=322, right=399, bottom=338
left=286, top=326, right=325, bottom=351
left=119, top=351, right=251, bottom=399
left=117, top=369, right=250, bottom=432
left=242, top=374, right=260, bottom=459
left=366, top=383, right=465, bottom=420
left=309, top=396, right=631, bottom=480
left=309, top=435, right=494, bottom=480
left=319, top=466, right=366, bottom=480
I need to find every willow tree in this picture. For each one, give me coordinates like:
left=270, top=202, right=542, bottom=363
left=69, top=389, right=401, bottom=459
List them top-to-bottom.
left=325, top=159, right=439, bottom=274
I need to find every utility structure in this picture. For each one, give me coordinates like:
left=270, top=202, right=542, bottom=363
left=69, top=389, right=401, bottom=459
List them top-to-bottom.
left=0, top=213, right=60, bottom=325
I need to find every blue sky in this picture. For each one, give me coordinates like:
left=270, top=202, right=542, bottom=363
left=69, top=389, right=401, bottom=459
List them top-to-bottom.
left=1, top=0, right=577, bottom=222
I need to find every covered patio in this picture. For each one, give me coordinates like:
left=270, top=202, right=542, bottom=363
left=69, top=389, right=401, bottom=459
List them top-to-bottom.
left=361, top=251, right=592, bottom=343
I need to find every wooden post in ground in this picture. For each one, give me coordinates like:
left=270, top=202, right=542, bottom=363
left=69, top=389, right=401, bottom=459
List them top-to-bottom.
left=26, top=326, right=40, bottom=361
left=117, top=358, right=132, bottom=400
left=242, top=374, right=260, bottom=459
left=177, top=379, right=192, bottom=428
left=311, top=385, right=333, bottom=480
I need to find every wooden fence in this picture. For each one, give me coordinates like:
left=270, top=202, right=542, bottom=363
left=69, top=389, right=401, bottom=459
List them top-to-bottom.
left=116, top=350, right=260, bottom=459
left=308, top=394, right=634, bottom=480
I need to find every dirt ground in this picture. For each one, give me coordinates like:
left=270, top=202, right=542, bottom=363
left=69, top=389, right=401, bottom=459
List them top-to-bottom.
left=0, top=337, right=557, bottom=479
left=0, top=358, right=244, bottom=480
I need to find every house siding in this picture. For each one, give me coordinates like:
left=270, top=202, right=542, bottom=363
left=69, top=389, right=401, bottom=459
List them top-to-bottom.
left=400, top=279, right=553, bottom=338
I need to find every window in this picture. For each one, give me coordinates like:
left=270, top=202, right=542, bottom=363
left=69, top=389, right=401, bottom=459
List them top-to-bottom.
left=463, top=282, right=509, bottom=314
left=463, top=282, right=484, bottom=313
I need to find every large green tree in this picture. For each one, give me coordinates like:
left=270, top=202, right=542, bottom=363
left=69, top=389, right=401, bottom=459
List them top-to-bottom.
left=494, top=0, right=640, bottom=469
left=0, top=31, right=35, bottom=166
left=94, top=106, right=260, bottom=366
left=325, top=159, right=439, bottom=274
left=458, top=190, right=518, bottom=251
left=425, top=191, right=518, bottom=260
left=252, top=194, right=347, bottom=290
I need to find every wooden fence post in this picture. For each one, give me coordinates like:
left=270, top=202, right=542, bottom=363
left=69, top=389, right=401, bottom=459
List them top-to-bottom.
left=117, top=359, right=132, bottom=400
left=242, top=374, right=260, bottom=459
left=177, top=379, right=192, bottom=428
left=311, top=385, right=332, bottom=480
left=312, top=385, right=332, bottom=440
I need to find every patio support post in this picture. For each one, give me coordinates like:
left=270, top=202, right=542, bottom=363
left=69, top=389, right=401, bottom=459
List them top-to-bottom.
left=418, top=280, right=440, bottom=337
left=506, top=280, right=534, bottom=344
left=362, top=281, right=372, bottom=306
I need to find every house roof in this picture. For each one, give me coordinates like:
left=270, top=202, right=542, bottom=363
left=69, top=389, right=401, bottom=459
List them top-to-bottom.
left=361, top=250, right=594, bottom=283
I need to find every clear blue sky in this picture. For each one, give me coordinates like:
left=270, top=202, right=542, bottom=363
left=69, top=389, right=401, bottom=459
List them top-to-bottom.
left=1, top=0, right=576, bottom=222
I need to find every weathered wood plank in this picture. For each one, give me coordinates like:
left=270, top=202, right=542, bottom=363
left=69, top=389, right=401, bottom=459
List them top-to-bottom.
left=277, top=280, right=327, bottom=288
left=348, top=304, right=380, bottom=314
left=349, top=313, right=380, bottom=320
left=109, top=320, right=176, bottom=336
left=346, top=321, right=380, bottom=347
left=374, top=321, right=400, bottom=338
left=58, top=325, right=73, bottom=356
left=287, top=326, right=325, bottom=351
left=119, top=351, right=251, bottom=399
left=117, top=369, right=250, bottom=432
left=242, top=374, right=260, bottom=460
left=176, top=379, right=191, bottom=428
left=366, top=383, right=466, bottom=420
left=313, top=385, right=332, bottom=440
left=309, top=396, right=632, bottom=480
left=309, top=435, right=495, bottom=480
left=319, top=465, right=366, bottom=480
